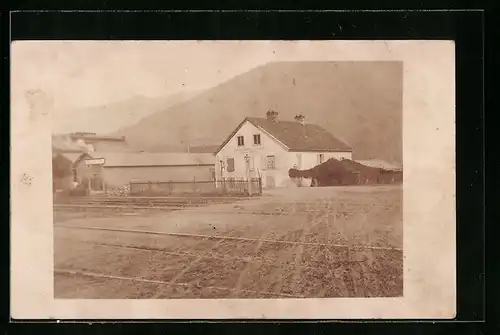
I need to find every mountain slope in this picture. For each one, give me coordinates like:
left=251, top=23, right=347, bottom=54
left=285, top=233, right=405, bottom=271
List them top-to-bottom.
left=116, top=61, right=403, bottom=163
left=52, top=90, right=202, bottom=134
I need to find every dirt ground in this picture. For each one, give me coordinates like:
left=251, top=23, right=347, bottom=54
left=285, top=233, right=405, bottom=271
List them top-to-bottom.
left=54, top=185, right=403, bottom=299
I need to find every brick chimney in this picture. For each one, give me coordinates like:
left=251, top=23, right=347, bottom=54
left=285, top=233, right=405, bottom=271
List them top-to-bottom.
left=266, top=110, right=279, bottom=123
left=294, top=114, right=305, bottom=125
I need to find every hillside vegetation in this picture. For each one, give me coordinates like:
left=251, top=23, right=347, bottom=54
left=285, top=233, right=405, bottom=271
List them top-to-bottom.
left=113, top=61, right=403, bottom=163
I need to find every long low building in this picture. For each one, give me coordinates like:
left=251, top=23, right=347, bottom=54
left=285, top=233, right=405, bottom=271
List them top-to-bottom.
left=52, top=151, right=215, bottom=192
left=96, top=152, right=216, bottom=188
left=354, top=159, right=403, bottom=172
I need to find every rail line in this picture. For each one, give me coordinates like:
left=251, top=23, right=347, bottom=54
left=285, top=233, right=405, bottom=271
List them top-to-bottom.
left=53, top=206, right=330, bottom=216
left=54, top=224, right=402, bottom=252
left=57, top=237, right=271, bottom=265
left=55, top=268, right=305, bottom=298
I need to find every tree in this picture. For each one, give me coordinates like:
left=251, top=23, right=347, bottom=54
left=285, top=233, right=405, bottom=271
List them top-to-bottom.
left=52, top=155, right=73, bottom=179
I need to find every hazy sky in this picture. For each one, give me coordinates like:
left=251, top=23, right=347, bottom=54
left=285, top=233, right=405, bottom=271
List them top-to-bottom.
left=11, top=40, right=406, bottom=134
left=11, top=41, right=344, bottom=111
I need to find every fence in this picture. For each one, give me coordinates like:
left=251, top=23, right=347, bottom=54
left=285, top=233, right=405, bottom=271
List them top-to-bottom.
left=129, top=178, right=262, bottom=197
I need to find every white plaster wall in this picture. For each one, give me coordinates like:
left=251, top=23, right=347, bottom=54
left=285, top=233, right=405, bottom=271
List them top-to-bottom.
left=215, top=120, right=352, bottom=188
left=215, top=120, right=290, bottom=186
left=294, top=151, right=352, bottom=170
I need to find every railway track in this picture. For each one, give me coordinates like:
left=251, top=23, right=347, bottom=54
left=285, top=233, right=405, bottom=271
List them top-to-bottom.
left=53, top=195, right=261, bottom=212
left=56, top=195, right=256, bottom=205
left=52, top=205, right=339, bottom=216
left=54, top=223, right=403, bottom=252
left=54, top=268, right=305, bottom=298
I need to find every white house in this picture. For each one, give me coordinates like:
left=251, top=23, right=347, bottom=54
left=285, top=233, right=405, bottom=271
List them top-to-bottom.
left=213, top=111, right=353, bottom=188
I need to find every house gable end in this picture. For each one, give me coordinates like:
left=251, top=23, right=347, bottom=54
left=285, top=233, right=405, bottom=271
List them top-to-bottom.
left=214, top=118, right=289, bottom=156
left=246, top=120, right=290, bottom=152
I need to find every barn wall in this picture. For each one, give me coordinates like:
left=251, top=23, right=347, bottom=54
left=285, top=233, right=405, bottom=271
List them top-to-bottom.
left=101, top=165, right=215, bottom=188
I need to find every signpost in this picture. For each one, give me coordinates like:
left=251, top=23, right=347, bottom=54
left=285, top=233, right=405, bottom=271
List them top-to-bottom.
left=244, top=154, right=251, bottom=196
left=85, top=158, right=105, bottom=165
left=219, top=160, right=225, bottom=189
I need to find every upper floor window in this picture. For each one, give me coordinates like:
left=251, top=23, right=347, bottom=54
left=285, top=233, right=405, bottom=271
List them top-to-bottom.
left=253, top=134, right=261, bottom=145
left=237, top=136, right=245, bottom=147
left=227, top=157, right=235, bottom=172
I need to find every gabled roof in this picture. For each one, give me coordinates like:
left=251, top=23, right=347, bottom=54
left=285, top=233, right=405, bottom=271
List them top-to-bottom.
left=215, top=117, right=352, bottom=155
left=92, top=152, right=215, bottom=167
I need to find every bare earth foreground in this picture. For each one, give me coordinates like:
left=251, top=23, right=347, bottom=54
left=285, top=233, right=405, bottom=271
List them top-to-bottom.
left=54, top=185, right=403, bottom=299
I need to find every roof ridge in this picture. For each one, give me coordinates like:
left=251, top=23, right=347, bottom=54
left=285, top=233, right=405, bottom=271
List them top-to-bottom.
left=247, top=116, right=352, bottom=151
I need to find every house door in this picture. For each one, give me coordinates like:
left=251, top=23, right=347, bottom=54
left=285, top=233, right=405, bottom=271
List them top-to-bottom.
left=88, top=164, right=104, bottom=191
left=90, top=174, right=103, bottom=191
left=266, top=175, right=275, bottom=188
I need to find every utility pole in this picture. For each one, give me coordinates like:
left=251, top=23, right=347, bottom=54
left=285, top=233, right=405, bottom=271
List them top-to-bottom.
left=244, top=154, right=251, bottom=197
left=219, top=160, right=225, bottom=190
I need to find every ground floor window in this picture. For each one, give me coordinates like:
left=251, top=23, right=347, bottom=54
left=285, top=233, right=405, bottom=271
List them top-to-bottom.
left=318, top=153, right=325, bottom=164
left=266, top=155, right=276, bottom=169
left=227, top=157, right=235, bottom=172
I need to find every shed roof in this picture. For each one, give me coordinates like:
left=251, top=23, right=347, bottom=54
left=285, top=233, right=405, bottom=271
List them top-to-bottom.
left=215, top=117, right=352, bottom=154
left=188, top=145, right=220, bottom=154
left=92, top=152, right=215, bottom=167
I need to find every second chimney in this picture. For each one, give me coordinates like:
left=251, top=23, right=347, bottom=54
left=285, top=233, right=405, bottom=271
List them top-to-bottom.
left=266, top=110, right=279, bottom=123
left=295, top=114, right=305, bottom=125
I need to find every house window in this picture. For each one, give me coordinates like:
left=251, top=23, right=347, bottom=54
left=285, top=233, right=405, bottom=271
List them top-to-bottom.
left=253, top=134, right=261, bottom=145
left=237, top=136, right=245, bottom=147
left=318, top=154, right=325, bottom=164
left=266, top=155, right=276, bottom=170
left=227, top=157, right=235, bottom=172
left=72, top=168, right=77, bottom=182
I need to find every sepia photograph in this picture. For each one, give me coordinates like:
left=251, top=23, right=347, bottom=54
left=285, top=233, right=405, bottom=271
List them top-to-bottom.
left=11, top=40, right=455, bottom=319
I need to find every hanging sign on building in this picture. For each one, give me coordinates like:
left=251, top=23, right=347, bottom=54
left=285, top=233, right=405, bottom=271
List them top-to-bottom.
left=85, top=158, right=105, bottom=165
